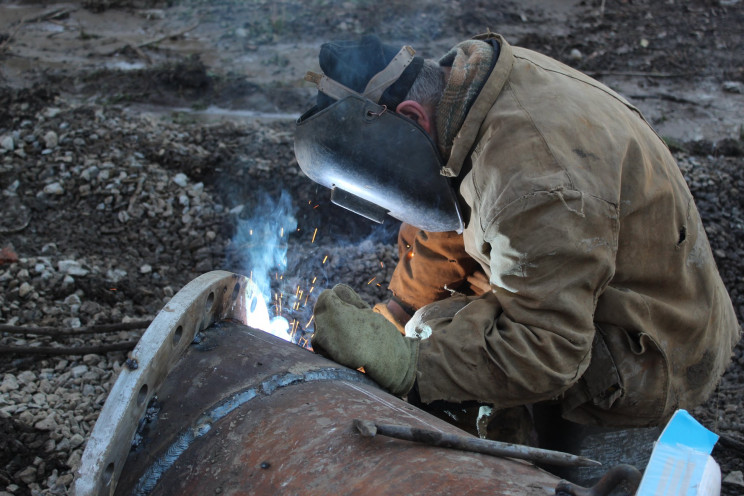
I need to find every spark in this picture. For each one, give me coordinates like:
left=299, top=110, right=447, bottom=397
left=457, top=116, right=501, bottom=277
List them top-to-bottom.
left=311, top=228, right=318, bottom=243
left=322, top=255, right=328, bottom=264
left=380, top=261, right=384, bottom=268
left=312, top=276, right=317, bottom=284
left=367, top=277, right=376, bottom=285
left=309, top=286, right=315, bottom=293
left=305, top=314, right=314, bottom=328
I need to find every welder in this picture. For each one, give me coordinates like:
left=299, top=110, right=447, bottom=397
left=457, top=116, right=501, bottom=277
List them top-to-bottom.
left=294, top=34, right=741, bottom=440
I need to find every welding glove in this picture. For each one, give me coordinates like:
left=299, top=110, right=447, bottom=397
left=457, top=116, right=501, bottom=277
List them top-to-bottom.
left=312, top=284, right=419, bottom=396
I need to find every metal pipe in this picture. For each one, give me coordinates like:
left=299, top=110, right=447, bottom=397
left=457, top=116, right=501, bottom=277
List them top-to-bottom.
left=72, top=271, right=628, bottom=496
left=354, top=419, right=601, bottom=467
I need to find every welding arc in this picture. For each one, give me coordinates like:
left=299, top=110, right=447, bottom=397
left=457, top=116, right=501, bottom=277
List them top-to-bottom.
left=353, top=419, right=601, bottom=468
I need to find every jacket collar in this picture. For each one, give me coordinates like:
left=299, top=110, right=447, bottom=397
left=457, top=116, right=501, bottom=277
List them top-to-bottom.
left=440, top=33, right=514, bottom=178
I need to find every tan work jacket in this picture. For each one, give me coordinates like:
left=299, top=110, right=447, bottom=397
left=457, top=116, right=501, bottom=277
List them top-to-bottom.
left=397, top=35, right=740, bottom=427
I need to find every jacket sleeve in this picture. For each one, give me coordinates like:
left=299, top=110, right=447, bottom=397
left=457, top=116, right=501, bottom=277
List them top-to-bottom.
left=415, top=190, right=618, bottom=407
left=388, top=223, right=483, bottom=312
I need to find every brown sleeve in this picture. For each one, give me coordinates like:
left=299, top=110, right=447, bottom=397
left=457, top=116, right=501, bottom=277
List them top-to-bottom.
left=415, top=193, right=616, bottom=408
left=388, top=223, right=483, bottom=312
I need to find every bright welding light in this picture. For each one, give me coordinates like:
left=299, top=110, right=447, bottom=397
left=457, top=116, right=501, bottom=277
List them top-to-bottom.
left=240, top=278, right=293, bottom=341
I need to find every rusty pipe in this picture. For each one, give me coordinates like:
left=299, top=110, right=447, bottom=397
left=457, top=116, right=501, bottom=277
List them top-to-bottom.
left=72, top=271, right=579, bottom=496
left=354, top=419, right=601, bottom=467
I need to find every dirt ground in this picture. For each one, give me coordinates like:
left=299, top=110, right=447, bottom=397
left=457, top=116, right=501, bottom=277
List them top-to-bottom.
left=1, top=0, right=744, bottom=494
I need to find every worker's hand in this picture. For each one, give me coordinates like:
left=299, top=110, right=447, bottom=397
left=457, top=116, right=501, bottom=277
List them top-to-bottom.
left=312, top=284, right=419, bottom=396
left=404, top=294, right=472, bottom=339
left=373, top=299, right=411, bottom=334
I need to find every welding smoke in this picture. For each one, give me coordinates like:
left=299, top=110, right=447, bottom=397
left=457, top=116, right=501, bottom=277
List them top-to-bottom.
left=230, top=190, right=297, bottom=339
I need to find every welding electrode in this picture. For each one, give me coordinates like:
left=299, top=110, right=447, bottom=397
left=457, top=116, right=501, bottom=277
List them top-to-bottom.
left=353, top=419, right=601, bottom=468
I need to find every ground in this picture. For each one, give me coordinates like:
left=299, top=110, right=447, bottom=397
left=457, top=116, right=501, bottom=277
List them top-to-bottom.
left=1, top=0, right=743, bottom=494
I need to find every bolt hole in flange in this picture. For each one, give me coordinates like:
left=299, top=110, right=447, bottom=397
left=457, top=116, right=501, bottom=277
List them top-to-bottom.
left=231, top=282, right=241, bottom=302
left=206, top=291, right=215, bottom=314
left=173, top=325, right=183, bottom=346
left=137, top=384, right=148, bottom=407
left=102, top=462, right=115, bottom=487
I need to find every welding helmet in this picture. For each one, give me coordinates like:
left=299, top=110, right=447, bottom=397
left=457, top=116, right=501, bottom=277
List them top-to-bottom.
left=294, top=35, right=464, bottom=233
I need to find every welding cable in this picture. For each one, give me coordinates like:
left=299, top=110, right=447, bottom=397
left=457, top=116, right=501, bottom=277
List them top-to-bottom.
left=0, top=320, right=152, bottom=336
left=0, top=340, right=140, bottom=356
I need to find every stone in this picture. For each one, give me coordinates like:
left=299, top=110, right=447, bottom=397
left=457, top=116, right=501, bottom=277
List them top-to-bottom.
left=722, top=81, right=744, bottom=93
left=44, top=131, right=59, bottom=149
left=1, top=135, right=14, bottom=150
left=173, top=173, right=189, bottom=187
left=43, top=182, right=65, bottom=195
left=58, top=260, right=89, bottom=276
left=18, top=281, right=33, bottom=297
left=64, top=294, right=82, bottom=306
left=70, top=365, right=88, bottom=378
left=17, top=370, right=36, bottom=385
left=0, top=374, right=19, bottom=392
left=34, top=414, right=58, bottom=431
left=69, top=433, right=85, bottom=448
left=16, top=466, right=38, bottom=485
left=724, top=470, right=744, bottom=486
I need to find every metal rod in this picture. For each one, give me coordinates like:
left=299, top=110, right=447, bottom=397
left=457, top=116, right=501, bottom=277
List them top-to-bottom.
left=0, top=320, right=151, bottom=336
left=0, top=340, right=139, bottom=356
left=354, top=419, right=602, bottom=468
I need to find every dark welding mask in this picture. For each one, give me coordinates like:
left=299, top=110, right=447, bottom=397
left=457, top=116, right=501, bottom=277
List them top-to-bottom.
left=294, top=36, right=463, bottom=233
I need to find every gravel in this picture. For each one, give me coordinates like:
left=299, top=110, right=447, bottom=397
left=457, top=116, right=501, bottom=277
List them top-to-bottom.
left=1, top=0, right=744, bottom=490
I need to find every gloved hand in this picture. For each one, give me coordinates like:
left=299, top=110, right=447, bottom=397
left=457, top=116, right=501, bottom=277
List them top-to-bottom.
left=312, top=284, right=419, bottom=396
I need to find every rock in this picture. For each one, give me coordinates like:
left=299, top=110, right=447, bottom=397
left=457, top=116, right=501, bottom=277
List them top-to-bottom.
left=569, top=48, right=583, bottom=60
left=722, top=81, right=743, bottom=94
left=43, top=107, right=61, bottom=118
left=44, top=131, right=59, bottom=149
left=1, top=135, right=14, bottom=150
left=81, top=166, right=99, bottom=181
left=173, top=173, right=189, bottom=187
left=43, top=182, right=65, bottom=195
left=58, top=260, right=89, bottom=276
left=140, top=264, right=152, bottom=274
left=106, top=268, right=127, bottom=282
left=18, top=281, right=33, bottom=297
left=64, top=294, right=82, bottom=306
left=82, top=354, right=99, bottom=365
left=70, top=365, right=88, bottom=378
left=17, top=370, right=36, bottom=385
left=0, top=374, right=19, bottom=392
left=34, top=414, right=58, bottom=431
left=69, top=433, right=85, bottom=448
left=16, top=466, right=38, bottom=485
left=724, top=470, right=744, bottom=486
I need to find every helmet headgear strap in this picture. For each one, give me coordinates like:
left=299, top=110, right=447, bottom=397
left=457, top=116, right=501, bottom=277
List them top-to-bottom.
left=305, top=45, right=417, bottom=105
